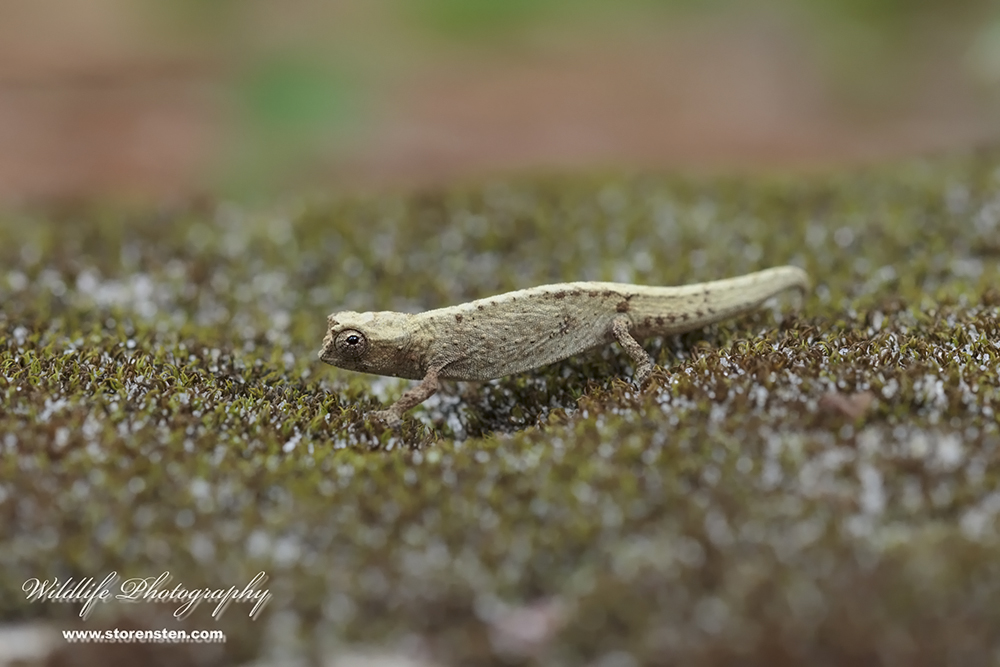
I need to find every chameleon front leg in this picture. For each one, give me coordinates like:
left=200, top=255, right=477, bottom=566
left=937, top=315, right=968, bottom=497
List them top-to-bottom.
left=611, top=316, right=655, bottom=387
left=370, top=368, right=441, bottom=427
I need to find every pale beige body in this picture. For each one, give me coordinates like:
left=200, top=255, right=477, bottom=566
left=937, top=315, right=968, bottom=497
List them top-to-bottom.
left=319, top=266, right=808, bottom=425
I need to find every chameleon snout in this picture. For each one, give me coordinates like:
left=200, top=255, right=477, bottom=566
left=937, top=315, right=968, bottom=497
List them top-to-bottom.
left=318, top=329, right=336, bottom=363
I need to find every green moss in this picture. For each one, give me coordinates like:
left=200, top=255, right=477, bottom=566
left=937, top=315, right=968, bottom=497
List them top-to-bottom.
left=4, top=152, right=1000, bottom=664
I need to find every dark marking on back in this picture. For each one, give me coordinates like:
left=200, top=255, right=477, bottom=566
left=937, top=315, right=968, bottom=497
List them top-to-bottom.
left=554, top=291, right=567, bottom=299
left=616, top=300, right=630, bottom=313
left=477, top=305, right=485, bottom=311
left=707, top=307, right=716, bottom=314
left=695, top=310, right=704, bottom=318
left=681, top=313, right=690, bottom=321
left=455, top=314, right=463, bottom=322
left=656, top=316, right=664, bottom=325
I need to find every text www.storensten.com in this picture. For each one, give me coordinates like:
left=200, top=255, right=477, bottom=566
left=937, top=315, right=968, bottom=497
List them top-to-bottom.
left=62, top=628, right=225, bottom=643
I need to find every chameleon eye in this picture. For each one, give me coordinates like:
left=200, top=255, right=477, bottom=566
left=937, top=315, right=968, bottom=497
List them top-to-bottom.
left=334, top=329, right=368, bottom=358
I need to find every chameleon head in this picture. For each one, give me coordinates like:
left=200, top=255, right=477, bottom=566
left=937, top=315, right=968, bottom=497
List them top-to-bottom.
left=318, top=310, right=425, bottom=379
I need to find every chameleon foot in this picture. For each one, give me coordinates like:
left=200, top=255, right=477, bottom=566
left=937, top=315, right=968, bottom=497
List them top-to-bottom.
left=369, top=410, right=403, bottom=429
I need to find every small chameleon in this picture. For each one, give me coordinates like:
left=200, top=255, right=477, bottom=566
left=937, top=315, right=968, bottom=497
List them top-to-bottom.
left=319, top=266, right=808, bottom=426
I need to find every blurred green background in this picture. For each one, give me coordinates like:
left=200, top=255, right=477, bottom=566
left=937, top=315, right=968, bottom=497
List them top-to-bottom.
left=0, top=0, right=998, bottom=200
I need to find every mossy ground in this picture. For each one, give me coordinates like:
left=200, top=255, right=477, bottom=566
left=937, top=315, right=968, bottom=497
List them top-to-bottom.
left=4, top=152, right=1000, bottom=665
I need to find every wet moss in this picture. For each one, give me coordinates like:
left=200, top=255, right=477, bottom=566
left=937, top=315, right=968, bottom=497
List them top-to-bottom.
left=4, top=151, right=1000, bottom=664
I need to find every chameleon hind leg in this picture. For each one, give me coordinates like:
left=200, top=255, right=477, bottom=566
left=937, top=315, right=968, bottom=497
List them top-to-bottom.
left=611, top=316, right=655, bottom=387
